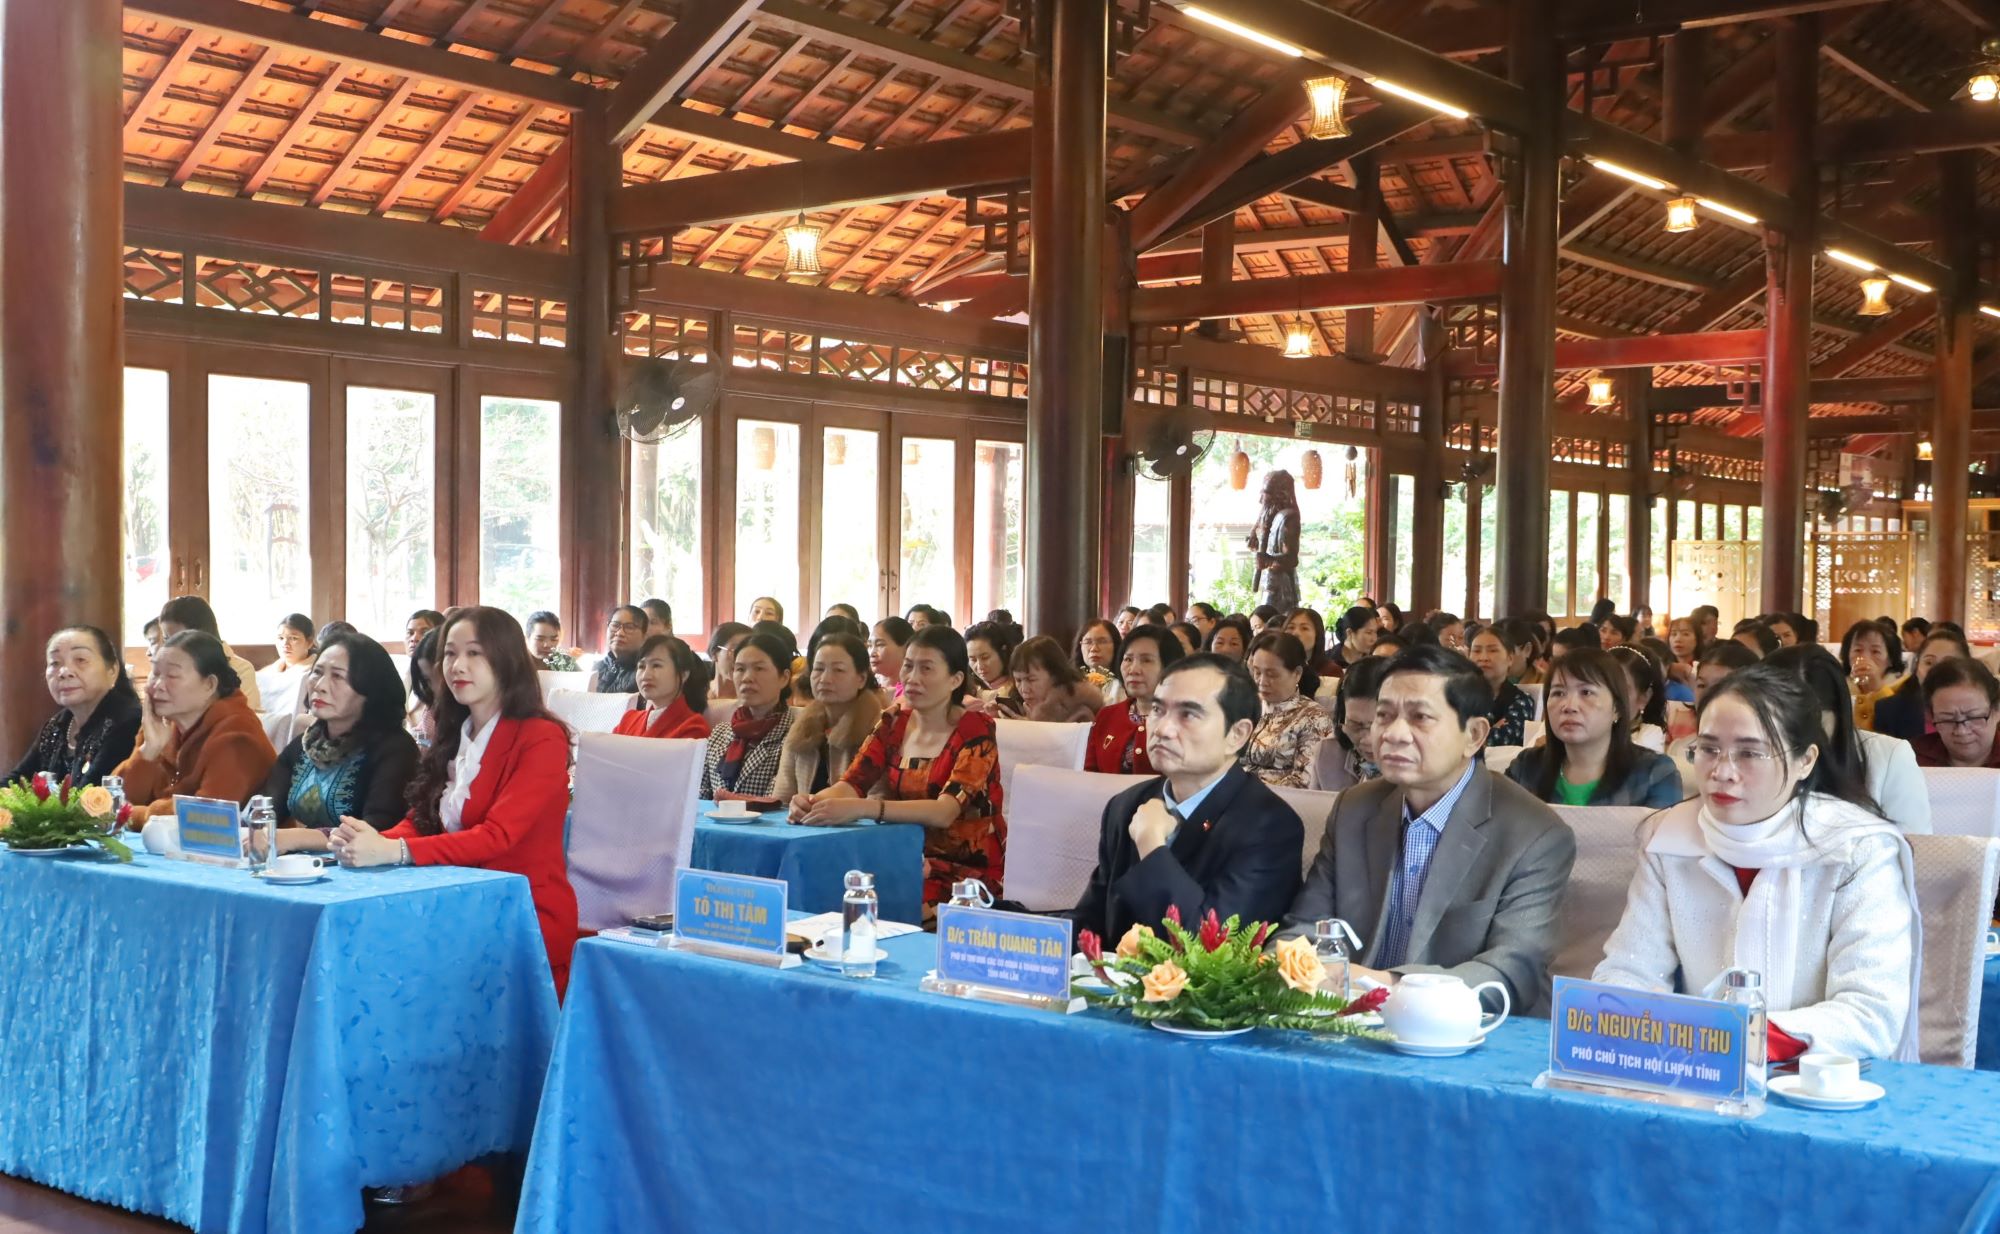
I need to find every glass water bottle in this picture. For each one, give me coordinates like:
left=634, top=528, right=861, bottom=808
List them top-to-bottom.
left=246, top=796, right=276, bottom=873
left=840, top=870, right=879, bottom=980
left=1313, top=918, right=1362, bottom=1002
left=1721, top=967, right=1768, bottom=1117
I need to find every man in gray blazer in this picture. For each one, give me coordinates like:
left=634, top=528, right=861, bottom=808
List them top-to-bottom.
left=1285, top=644, right=1576, bottom=1015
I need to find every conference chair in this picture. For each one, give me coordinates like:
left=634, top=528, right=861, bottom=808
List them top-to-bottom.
left=537, top=669, right=591, bottom=698
left=547, top=688, right=637, bottom=736
left=993, top=718, right=1092, bottom=804
left=567, top=733, right=704, bottom=931
left=1004, top=763, right=1148, bottom=912
left=1923, top=767, right=2000, bottom=839
left=1270, top=786, right=1339, bottom=879
left=1548, top=805, right=1655, bottom=981
left=1908, top=833, right=2000, bottom=1068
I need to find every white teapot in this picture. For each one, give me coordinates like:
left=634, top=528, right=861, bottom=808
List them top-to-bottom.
left=140, top=813, right=181, bottom=857
left=1379, top=973, right=1510, bottom=1046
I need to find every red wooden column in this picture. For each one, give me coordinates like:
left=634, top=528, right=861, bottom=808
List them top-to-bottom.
left=0, top=0, right=124, bottom=757
left=1024, top=0, right=1107, bottom=639
left=1494, top=0, right=1560, bottom=616
left=1760, top=15, right=1817, bottom=615
left=566, top=98, right=622, bottom=637
left=1932, top=151, right=1978, bottom=625
left=1346, top=154, right=1380, bottom=361
left=1413, top=314, right=1447, bottom=614
left=1618, top=369, right=1655, bottom=611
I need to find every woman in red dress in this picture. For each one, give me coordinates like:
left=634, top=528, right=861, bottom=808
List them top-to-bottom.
left=332, top=606, right=578, bottom=996
left=1086, top=624, right=1185, bottom=775
left=788, top=625, right=1004, bottom=920
left=613, top=634, right=712, bottom=741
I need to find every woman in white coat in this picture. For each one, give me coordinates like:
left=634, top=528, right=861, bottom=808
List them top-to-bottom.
left=1594, top=663, right=1920, bottom=1062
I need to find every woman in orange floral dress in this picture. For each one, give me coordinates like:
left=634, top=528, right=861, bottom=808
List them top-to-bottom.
left=788, top=625, right=1005, bottom=920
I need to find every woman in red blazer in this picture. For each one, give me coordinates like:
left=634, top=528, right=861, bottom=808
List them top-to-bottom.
left=332, top=606, right=578, bottom=996
left=1085, top=625, right=1185, bottom=775
left=612, top=634, right=712, bottom=741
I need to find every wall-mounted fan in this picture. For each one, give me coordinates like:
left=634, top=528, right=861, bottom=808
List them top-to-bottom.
left=612, top=356, right=717, bottom=443
left=1126, top=401, right=1214, bottom=481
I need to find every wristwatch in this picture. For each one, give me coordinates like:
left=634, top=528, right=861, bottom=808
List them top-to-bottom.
left=397, top=840, right=412, bottom=867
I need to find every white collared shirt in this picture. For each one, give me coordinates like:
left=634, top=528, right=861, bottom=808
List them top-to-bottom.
left=441, top=714, right=499, bottom=832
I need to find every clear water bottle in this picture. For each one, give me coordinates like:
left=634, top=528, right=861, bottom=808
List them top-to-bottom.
left=100, top=776, right=126, bottom=833
left=246, top=796, right=276, bottom=873
left=840, top=870, right=879, bottom=980
left=948, top=878, right=992, bottom=910
left=1313, top=918, right=1362, bottom=1001
left=1721, top=967, right=1768, bottom=1116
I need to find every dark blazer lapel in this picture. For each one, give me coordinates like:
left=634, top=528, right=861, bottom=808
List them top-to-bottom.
left=457, top=717, right=520, bottom=831
left=1167, top=764, right=1248, bottom=861
left=1406, top=766, right=1492, bottom=960
left=1360, top=787, right=1403, bottom=958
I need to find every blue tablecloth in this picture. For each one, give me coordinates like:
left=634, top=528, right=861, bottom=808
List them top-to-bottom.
left=691, top=803, right=924, bottom=923
left=0, top=850, right=557, bottom=1234
left=519, top=931, right=2000, bottom=1234
left=1980, top=956, right=2000, bottom=1071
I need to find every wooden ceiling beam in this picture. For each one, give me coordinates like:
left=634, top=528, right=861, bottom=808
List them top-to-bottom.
left=127, top=0, right=590, bottom=109
left=563, top=0, right=647, bottom=76
left=607, top=0, right=761, bottom=145
left=753, top=0, right=1206, bottom=145
left=1934, top=0, right=2000, bottom=31
left=124, top=28, right=201, bottom=145
left=169, top=46, right=280, bottom=188
left=239, top=64, right=351, bottom=196
left=1126, top=67, right=1309, bottom=249
left=309, top=77, right=418, bottom=207
left=374, top=90, right=483, bottom=215
left=1164, top=102, right=1428, bottom=239
left=431, top=103, right=543, bottom=223
left=1700, top=105, right=2000, bottom=169
left=647, top=106, right=852, bottom=162
left=609, top=128, right=1029, bottom=232
left=479, top=140, right=570, bottom=243
left=861, top=201, right=960, bottom=293
left=1562, top=239, right=1713, bottom=294
left=1131, top=260, right=1502, bottom=323
left=637, top=261, right=1027, bottom=355
left=1810, top=302, right=1937, bottom=379
left=1444, top=329, right=1768, bottom=377
left=1169, top=334, right=1428, bottom=404
left=1649, top=374, right=1935, bottom=412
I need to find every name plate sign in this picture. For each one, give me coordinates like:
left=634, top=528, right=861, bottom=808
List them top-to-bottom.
left=172, top=796, right=244, bottom=867
left=671, top=869, right=791, bottom=966
left=923, top=905, right=1074, bottom=1011
left=1544, top=977, right=1751, bottom=1108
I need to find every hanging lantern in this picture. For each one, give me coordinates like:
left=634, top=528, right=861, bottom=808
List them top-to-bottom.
left=1971, top=41, right=2000, bottom=101
left=1304, top=75, right=1350, bottom=140
left=1663, top=195, right=1698, bottom=234
left=783, top=212, right=821, bottom=275
left=1858, top=276, right=1892, bottom=317
left=1282, top=318, right=1314, bottom=358
left=1586, top=374, right=1614, bottom=406
left=751, top=424, right=777, bottom=470
left=827, top=431, right=848, bottom=467
left=1918, top=440, right=1935, bottom=461
left=1228, top=442, right=1250, bottom=491
left=1342, top=445, right=1360, bottom=500
left=1301, top=448, right=1323, bottom=490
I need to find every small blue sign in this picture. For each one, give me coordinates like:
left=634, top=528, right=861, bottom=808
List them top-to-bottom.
left=173, top=796, right=244, bottom=865
left=673, top=868, right=788, bottom=955
left=935, top=906, right=1071, bottom=1001
left=1549, top=977, right=1750, bottom=1103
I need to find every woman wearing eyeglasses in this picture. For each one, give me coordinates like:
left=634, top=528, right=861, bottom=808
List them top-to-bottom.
left=1912, top=658, right=2000, bottom=769
left=1594, top=663, right=1919, bottom=1063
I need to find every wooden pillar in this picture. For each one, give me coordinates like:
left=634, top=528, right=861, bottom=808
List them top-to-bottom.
left=1, top=0, right=123, bottom=757
left=1025, top=0, right=1106, bottom=639
left=1494, top=0, right=1559, bottom=616
left=1760, top=16, right=1817, bottom=614
left=1662, top=28, right=1707, bottom=154
left=566, top=98, right=621, bottom=636
left=1933, top=151, right=1978, bottom=625
left=1345, top=153, right=1380, bottom=361
left=1196, top=216, right=1233, bottom=341
left=1413, top=313, right=1446, bottom=613
left=1619, top=369, right=1654, bottom=611
left=1100, top=438, right=1133, bottom=613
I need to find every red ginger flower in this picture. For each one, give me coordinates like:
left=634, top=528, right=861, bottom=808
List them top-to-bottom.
left=30, top=773, right=50, bottom=802
left=1164, top=904, right=1181, bottom=927
left=1198, top=909, right=1224, bottom=952
left=1250, top=922, right=1271, bottom=948
left=1078, top=930, right=1103, bottom=964
left=1340, top=986, right=1391, bottom=1017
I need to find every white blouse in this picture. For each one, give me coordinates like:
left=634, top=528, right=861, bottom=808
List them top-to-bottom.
left=442, top=714, right=499, bottom=832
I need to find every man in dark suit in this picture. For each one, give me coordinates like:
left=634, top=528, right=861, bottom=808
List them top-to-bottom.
left=1285, top=644, right=1575, bottom=1014
left=1066, top=654, right=1303, bottom=942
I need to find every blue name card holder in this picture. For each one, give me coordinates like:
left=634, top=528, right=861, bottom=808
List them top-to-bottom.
left=172, top=795, right=246, bottom=868
left=669, top=868, right=800, bottom=969
left=920, top=905, right=1081, bottom=1014
left=1535, top=976, right=1759, bottom=1118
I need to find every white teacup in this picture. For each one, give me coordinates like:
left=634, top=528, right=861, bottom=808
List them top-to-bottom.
left=710, top=800, right=753, bottom=817
left=140, top=815, right=181, bottom=856
left=267, top=853, right=328, bottom=878
left=1986, top=928, right=1999, bottom=952
left=1379, top=972, right=1511, bottom=1046
left=1798, top=1052, right=1861, bottom=1099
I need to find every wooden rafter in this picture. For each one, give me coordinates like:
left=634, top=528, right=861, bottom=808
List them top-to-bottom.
left=564, top=0, right=648, bottom=76
left=606, top=0, right=761, bottom=144
left=124, top=28, right=201, bottom=145
left=170, top=46, right=280, bottom=188
left=239, top=64, right=351, bottom=197
left=1126, top=67, right=1308, bottom=249
left=309, top=77, right=418, bottom=207
left=374, top=91, right=483, bottom=216
left=432, top=103, right=544, bottom=223
left=480, top=139, right=570, bottom=242
left=862, top=200, right=960, bottom=293
left=1811, top=302, right=1938, bottom=380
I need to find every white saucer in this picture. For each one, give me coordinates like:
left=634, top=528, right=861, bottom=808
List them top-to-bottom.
left=703, top=810, right=763, bottom=824
left=3, top=844, right=95, bottom=857
left=255, top=868, right=327, bottom=885
left=1986, top=938, right=2000, bottom=959
left=805, top=940, right=887, bottom=966
left=1150, top=1022, right=1253, bottom=1039
left=1387, top=1034, right=1486, bottom=1057
left=1770, top=1075, right=1884, bottom=1111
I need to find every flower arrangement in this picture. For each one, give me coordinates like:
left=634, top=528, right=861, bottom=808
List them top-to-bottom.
left=0, top=773, right=133, bottom=861
left=1077, top=906, right=1387, bottom=1037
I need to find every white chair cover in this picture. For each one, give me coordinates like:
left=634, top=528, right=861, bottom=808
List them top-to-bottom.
left=538, top=670, right=591, bottom=699
left=548, top=688, right=636, bottom=736
left=703, top=698, right=739, bottom=730
left=994, top=719, right=1092, bottom=805
left=1521, top=719, right=1545, bottom=748
left=567, top=733, right=704, bottom=931
left=1309, top=740, right=1355, bottom=793
left=1483, top=745, right=1527, bottom=776
left=1004, top=764, right=1149, bottom=912
left=1922, top=767, right=2000, bottom=839
left=1270, top=786, right=1339, bottom=878
left=1548, top=805, right=1655, bottom=981
left=1907, top=833, right=2000, bottom=1068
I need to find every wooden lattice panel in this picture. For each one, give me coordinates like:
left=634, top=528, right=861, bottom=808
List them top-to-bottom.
left=1808, top=533, right=1914, bottom=636
left=1669, top=540, right=1763, bottom=630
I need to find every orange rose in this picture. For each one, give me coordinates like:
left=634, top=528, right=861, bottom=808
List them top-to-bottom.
left=78, top=786, right=113, bottom=819
left=0, top=806, right=11, bottom=831
left=1115, top=923, right=1155, bottom=959
left=1273, top=935, right=1326, bottom=993
left=1141, top=960, right=1188, bottom=1003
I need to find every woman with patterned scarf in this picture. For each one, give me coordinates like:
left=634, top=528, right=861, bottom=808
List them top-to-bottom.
left=700, top=629, right=798, bottom=800
left=259, top=631, right=419, bottom=855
